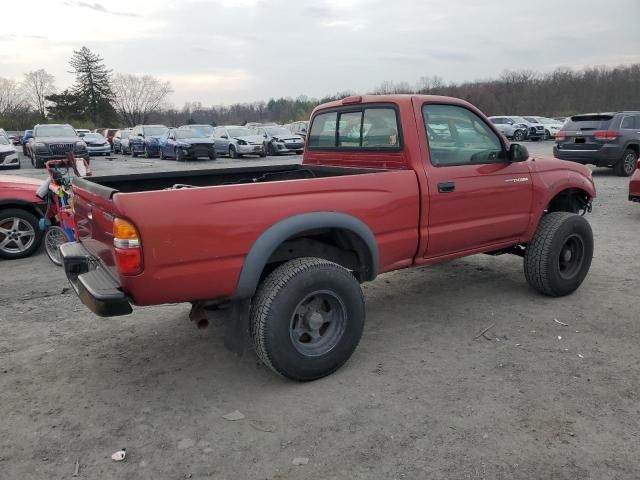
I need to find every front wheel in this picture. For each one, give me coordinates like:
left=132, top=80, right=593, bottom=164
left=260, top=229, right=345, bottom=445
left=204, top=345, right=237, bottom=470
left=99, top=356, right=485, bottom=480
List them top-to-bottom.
left=513, top=130, right=525, bottom=142
left=144, top=146, right=151, bottom=158
left=229, top=146, right=240, bottom=158
left=131, top=148, right=137, bottom=158
left=614, top=148, right=638, bottom=177
left=0, top=208, right=42, bottom=260
left=524, top=212, right=593, bottom=297
left=44, top=226, right=71, bottom=266
left=250, top=257, right=365, bottom=381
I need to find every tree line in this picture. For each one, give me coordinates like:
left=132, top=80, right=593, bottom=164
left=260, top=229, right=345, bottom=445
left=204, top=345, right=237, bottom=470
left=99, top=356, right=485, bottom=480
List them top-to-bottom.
left=1, top=46, right=639, bottom=131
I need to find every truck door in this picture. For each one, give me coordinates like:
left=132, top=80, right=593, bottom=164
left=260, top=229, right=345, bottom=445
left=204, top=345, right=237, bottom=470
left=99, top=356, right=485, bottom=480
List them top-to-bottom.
left=416, top=102, right=533, bottom=259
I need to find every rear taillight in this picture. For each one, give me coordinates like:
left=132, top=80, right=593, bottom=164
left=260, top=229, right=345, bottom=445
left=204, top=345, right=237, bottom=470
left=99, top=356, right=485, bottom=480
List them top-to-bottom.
left=593, top=130, right=618, bottom=141
left=555, top=131, right=566, bottom=141
left=113, top=218, right=143, bottom=275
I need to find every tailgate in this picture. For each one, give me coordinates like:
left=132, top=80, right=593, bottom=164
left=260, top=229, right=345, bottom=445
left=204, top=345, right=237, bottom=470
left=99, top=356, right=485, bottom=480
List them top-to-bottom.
left=556, top=114, right=614, bottom=151
left=72, top=179, right=119, bottom=279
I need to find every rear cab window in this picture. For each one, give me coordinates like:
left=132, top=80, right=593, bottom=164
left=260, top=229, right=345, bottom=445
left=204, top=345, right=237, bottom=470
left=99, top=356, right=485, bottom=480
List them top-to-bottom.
left=308, top=106, right=401, bottom=150
left=564, top=115, right=613, bottom=131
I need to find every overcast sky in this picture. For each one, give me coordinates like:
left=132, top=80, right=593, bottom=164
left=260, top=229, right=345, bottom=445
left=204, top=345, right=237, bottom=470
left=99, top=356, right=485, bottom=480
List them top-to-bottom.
left=1, top=0, right=639, bottom=106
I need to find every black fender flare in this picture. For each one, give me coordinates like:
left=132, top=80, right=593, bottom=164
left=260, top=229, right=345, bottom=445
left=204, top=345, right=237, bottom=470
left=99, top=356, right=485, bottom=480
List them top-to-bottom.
left=233, top=212, right=379, bottom=299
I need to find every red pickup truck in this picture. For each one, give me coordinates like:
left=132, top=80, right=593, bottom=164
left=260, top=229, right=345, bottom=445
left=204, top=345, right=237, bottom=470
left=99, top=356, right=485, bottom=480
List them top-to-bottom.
left=62, top=94, right=596, bottom=381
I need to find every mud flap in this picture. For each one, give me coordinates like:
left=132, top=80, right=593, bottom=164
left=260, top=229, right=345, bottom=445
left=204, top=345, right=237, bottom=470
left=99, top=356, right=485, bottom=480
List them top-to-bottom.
left=223, top=299, right=251, bottom=355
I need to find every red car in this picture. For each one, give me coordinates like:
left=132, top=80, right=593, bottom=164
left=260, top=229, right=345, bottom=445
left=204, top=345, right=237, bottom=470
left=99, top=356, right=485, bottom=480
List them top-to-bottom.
left=63, top=94, right=596, bottom=381
left=95, top=128, right=118, bottom=147
left=630, top=159, right=640, bottom=202
left=0, top=175, right=47, bottom=259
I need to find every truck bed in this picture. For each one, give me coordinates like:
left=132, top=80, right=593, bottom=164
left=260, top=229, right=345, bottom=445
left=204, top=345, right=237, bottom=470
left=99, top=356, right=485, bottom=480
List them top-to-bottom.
left=74, top=164, right=382, bottom=197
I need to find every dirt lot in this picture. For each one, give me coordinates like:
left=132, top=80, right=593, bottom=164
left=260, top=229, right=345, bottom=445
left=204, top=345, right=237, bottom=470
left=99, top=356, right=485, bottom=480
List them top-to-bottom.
left=1, top=143, right=639, bottom=479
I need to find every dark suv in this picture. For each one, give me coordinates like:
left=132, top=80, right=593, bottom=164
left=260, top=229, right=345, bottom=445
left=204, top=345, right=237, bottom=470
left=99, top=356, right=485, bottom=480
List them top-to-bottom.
left=554, top=112, right=640, bottom=176
left=28, top=124, right=90, bottom=168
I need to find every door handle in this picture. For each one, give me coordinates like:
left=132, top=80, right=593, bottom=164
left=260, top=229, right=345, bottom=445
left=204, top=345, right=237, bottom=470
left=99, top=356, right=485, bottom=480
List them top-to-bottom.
left=438, top=181, right=455, bottom=193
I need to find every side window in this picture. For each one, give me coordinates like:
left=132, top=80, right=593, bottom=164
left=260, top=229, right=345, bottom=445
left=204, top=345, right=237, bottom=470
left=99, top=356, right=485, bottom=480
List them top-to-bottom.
left=423, top=104, right=504, bottom=167
left=362, top=108, right=399, bottom=147
left=308, top=111, right=338, bottom=147
left=338, top=111, right=362, bottom=147
left=620, top=116, right=634, bottom=129
left=491, top=118, right=501, bottom=125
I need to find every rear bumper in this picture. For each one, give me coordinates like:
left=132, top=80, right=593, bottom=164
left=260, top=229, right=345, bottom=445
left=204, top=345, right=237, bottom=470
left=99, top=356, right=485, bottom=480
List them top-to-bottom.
left=553, top=144, right=623, bottom=166
left=630, top=172, right=640, bottom=202
left=60, top=242, right=132, bottom=317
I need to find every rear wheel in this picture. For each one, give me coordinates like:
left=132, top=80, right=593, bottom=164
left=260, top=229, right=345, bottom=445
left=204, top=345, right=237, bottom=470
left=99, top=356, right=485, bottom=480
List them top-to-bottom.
left=614, top=148, right=638, bottom=177
left=0, top=209, right=42, bottom=260
left=524, top=212, right=593, bottom=297
left=44, top=226, right=71, bottom=266
left=250, top=257, right=365, bottom=381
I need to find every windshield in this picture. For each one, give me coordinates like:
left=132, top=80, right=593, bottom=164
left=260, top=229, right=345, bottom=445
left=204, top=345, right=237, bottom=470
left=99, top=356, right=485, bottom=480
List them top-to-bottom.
left=524, top=117, right=541, bottom=124
left=535, top=117, right=556, bottom=125
left=35, top=125, right=76, bottom=137
left=188, top=125, right=214, bottom=136
left=143, top=126, right=169, bottom=136
left=227, top=127, right=253, bottom=137
left=266, top=127, right=293, bottom=136
left=176, top=129, right=207, bottom=139
left=120, top=131, right=130, bottom=139
left=84, top=133, right=105, bottom=142
left=0, top=136, right=9, bottom=145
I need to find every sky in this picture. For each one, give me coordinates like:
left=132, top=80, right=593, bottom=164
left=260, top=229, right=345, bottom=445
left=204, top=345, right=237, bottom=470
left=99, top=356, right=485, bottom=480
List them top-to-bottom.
left=1, top=0, right=639, bottom=106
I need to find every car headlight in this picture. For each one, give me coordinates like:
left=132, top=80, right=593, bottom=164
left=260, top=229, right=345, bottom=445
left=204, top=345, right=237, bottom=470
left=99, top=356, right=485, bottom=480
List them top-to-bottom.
left=237, top=139, right=247, bottom=145
left=75, top=141, right=87, bottom=150
left=35, top=142, right=46, bottom=149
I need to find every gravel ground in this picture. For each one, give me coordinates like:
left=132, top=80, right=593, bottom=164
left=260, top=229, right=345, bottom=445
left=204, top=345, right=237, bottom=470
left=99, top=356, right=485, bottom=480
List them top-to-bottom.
left=1, top=143, right=639, bottom=479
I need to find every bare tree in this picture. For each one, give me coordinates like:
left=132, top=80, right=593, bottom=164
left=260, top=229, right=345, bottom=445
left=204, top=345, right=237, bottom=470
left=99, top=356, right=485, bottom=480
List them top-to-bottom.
left=22, top=69, right=56, bottom=120
left=112, top=73, right=173, bottom=126
left=0, top=77, right=26, bottom=115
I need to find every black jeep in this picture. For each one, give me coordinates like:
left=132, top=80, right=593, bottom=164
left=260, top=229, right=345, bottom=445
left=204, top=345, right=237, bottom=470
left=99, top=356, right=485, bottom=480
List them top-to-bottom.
left=28, top=124, right=90, bottom=169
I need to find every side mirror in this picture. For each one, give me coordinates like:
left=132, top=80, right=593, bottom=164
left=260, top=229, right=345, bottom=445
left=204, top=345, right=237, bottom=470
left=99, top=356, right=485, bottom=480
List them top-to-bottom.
left=509, top=143, right=529, bottom=162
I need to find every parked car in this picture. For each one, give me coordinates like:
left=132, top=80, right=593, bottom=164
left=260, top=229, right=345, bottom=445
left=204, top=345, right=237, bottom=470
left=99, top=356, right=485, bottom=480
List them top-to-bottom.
left=62, top=94, right=595, bottom=382
left=554, top=112, right=640, bottom=176
left=488, top=117, right=529, bottom=141
left=530, top=117, right=564, bottom=139
left=554, top=117, right=569, bottom=124
left=289, top=121, right=309, bottom=139
left=28, top=124, right=89, bottom=168
left=179, top=124, right=215, bottom=138
left=128, top=125, right=169, bottom=158
left=252, top=125, right=304, bottom=155
left=212, top=126, right=266, bottom=158
left=158, top=127, right=216, bottom=161
left=75, top=128, right=91, bottom=137
left=95, top=128, right=118, bottom=148
left=0, top=129, right=7, bottom=141
left=112, top=129, right=132, bottom=154
left=22, top=130, right=33, bottom=155
left=7, top=131, right=22, bottom=145
left=82, top=132, right=112, bottom=156
left=0, top=134, right=20, bottom=169
left=629, top=160, right=640, bottom=203
left=0, top=175, right=47, bottom=259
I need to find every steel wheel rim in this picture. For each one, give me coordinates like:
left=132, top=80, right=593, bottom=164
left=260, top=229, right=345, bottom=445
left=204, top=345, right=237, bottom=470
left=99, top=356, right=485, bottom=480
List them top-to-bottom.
left=623, top=153, right=636, bottom=175
left=0, top=217, right=36, bottom=254
left=45, top=227, right=68, bottom=264
left=558, top=234, right=585, bottom=280
left=289, top=290, right=347, bottom=356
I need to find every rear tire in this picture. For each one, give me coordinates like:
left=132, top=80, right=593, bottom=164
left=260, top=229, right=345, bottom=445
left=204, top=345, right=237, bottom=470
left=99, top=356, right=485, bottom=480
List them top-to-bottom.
left=614, top=148, right=638, bottom=177
left=524, top=212, right=593, bottom=297
left=44, top=225, right=71, bottom=266
left=250, top=257, right=365, bottom=381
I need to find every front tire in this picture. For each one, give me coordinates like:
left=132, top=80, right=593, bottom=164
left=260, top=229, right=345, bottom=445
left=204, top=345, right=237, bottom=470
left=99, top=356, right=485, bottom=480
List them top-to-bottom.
left=513, top=130, right=525, bottom=142
left=144, top=145, right=151, bottom=158
left=229, top=145, right=240, bottom=158
left=131, top=147, right=137, bottom=158
left=614, top=148, right=638, bottom=177
left=34, top=156, right=45, bottom=169
left=0, top=208, right=42, bottom=260
left=524, top=212, right=593, bottom=297
left=250, top=257, right=365, bottom=381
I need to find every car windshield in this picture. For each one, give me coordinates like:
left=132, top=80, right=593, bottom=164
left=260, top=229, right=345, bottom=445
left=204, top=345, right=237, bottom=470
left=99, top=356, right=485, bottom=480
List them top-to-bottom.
left=511, top=117, right=529, bottom=124
left=524, top=117, right=541, bottom=124
left=535, top=117, right=556, bottom=125
left=35, top=125, right=76, bottom=137
left=189, top=125, right=214, bottom=136
left=143, top=126, right=169, bottom=136
left=227, top=127, right=253, bottom=137
left=265, top=127, right=293, bottom=136
left=175, top=129, right=207, bottom=139
left=120, top=131, right=130, bottom=139
left=84, top=133, right=105, bottom=141
left=0, top=136, right=9, bottom=145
